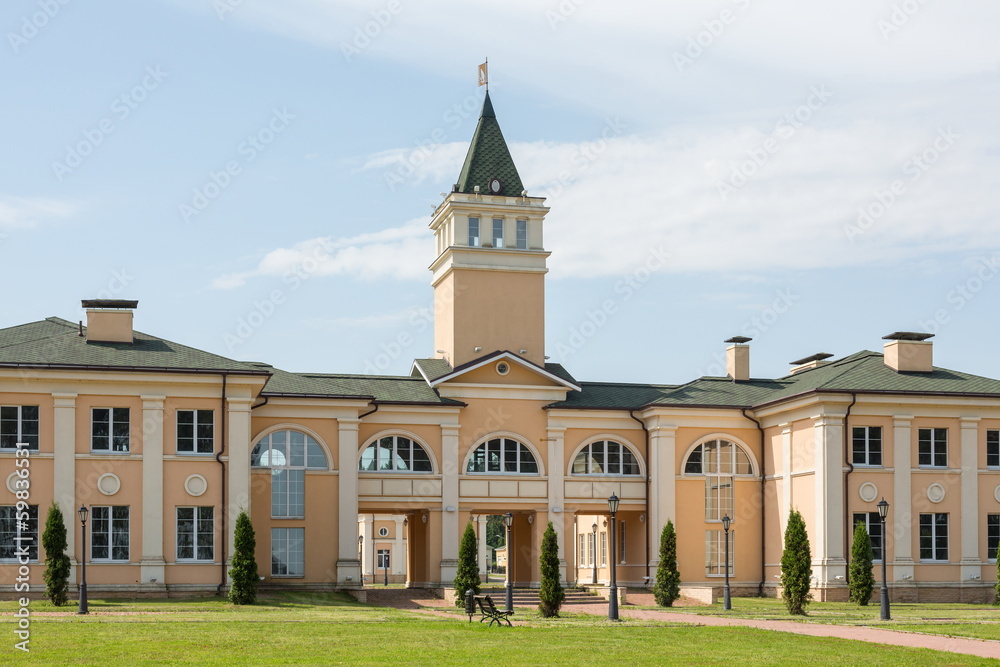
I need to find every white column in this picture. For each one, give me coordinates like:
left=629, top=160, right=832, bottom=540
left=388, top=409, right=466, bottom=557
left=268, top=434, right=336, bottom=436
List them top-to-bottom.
left=52, top=393, right=77, bottom=585
left=140, top=395, right=166, bottom=587
left=226, top=397, right=254, bottom=571
left=813, top=415, right=846, bottom=585
left=892, top=416, right=914, bottom=581
left=960, top=417, right=982, bottom=581
left=337, top=419, right=361, bottom=586
left=647, top=420, right=676, bottom=569
left=780, top=423, right=792, bottom=532
left=439, top=424, right=461, bottom=585
left=546, top=426, right=567, bottom=583
left=358, top=515, right=372, bottom=578
left=477, top=515, right=488, bottom=579
left=394, top=516, right=406, bottom=576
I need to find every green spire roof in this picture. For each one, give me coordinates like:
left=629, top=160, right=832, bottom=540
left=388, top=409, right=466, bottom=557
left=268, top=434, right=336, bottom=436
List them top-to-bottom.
left=455, top=91, right=524, bottom=196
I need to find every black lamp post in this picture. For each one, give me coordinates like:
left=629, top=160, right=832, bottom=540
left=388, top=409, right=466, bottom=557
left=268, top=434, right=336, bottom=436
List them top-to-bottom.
left=608, top=494, right=620, bottom=621
left=877, top=498, right=890, bottom=621
left=78, top=505, right=89, bottom=615
left=504, top=512, right=514, bottom=612
left=721, top=514, right=732, bottom=610
left=591, top=522, right=598, bottom=585
left=383, top=541, right=389, bottom=587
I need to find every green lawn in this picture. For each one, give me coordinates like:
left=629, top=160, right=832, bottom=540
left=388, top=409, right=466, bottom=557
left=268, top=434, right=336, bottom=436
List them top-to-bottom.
left=0, top=593, right=997, bottom=665
left=651, top=596, right=1000, bottom=641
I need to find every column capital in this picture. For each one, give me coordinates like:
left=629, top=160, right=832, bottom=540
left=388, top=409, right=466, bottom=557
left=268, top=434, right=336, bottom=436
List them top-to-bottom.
left=51, top=392, right=78, bottom=408
left=141, top=395, right=166, bottom=410
left=226, top=397, right=254, bottom=412
left=892, top=415, right=913, bottom=426
left=960, top=416, right=982, bottom=428
left=338, top=418, right=361, bottom=432
left=440, top=423, right=461, bottom=437
left=648, top=424, right=678, bottom=436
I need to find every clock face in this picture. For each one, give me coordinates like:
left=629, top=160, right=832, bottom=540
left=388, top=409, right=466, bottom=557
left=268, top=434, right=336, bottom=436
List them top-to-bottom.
left=488, top=177, right=502, bottom=194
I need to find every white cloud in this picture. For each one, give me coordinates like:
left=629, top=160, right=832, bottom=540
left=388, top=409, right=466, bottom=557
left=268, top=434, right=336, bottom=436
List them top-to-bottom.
left=0, top=196, right=77, bottom=228
left=212, top=217, right=433, bottom=288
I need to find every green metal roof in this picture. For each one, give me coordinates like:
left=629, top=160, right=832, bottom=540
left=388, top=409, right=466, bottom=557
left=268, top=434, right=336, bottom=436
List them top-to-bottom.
left=455, top=92, right=524, bottom=196
left=0, top=317, right=269, bottom=375
left=263, top=368, right=463, bottom=406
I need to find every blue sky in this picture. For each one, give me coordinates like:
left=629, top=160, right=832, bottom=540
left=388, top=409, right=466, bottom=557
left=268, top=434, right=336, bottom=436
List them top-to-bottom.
left=3, top=0, right=999, bottom=384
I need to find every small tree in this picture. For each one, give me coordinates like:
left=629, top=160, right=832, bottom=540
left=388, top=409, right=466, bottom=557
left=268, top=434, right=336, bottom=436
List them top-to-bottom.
left=42, top=503, right=71, bottom=606
left=780, top=509, right=812, bottom=615
left=229, top=510, right=258, bottom=605
left=653, top=520, right=681, bottom=607
left=453, top=522, right=480, bottom=606
left=538, top=522, right=564, bottom=617
left=848, top=522, right=875, bottom=605
left=995, top=553, right=1000, bottom=605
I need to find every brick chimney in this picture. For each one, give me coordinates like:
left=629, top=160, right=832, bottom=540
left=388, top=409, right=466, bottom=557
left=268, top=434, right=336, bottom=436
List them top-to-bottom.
left=82, top=299, right=138, bottom=343
left=882, top=332, right=933, bottom=373
left=725, top=336, right=751, bottom=381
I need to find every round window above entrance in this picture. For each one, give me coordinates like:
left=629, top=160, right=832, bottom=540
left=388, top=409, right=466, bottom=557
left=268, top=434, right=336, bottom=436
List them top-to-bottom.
left=496, top=362, right=510, bottom=375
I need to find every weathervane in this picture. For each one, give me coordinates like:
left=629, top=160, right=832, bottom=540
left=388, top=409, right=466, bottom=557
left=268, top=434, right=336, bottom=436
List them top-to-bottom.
left=478, top=58, right=488, bottom=91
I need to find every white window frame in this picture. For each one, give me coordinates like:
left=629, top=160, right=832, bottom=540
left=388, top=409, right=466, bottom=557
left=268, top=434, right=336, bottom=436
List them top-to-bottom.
left=468, top=217, right=480, bottom=247
left=492, top=218, right=504, bottom=248
left=515, top=219, right=527, bottom=249
left=0, top=405, right=39, bottom=451
left=91, top=407, right=130, bottom=453
left=176, top=409, right=214, bottom=455
left=851, top=426, right=882, bottom=467
left=918, top=428, right=948, bottom=468
left=987, top=430, right=999, bottom=469
left=359, top=435, right=433, bottom=473
left=466, top=437, right=539, bottom=475
left=572, top=440, right=641, bottom=476
left=0, top=504, right=38, bottom=562
left=91, top=506, right=130, bottom=562
left=176, top=507, right=214, bottom=562
left=852, top=512, right=883, bottom=562
left=919, top=512, right=948, bottom=562
left=987, top=514, right=999, bottom=562
left=619, top=521, right=626, bottom=564
left=271, top=527, right=305, bottom=577
left=705, top=529, right=734, bottom=577
left=600, top=531, right=607, bottom=567
left=579, top=534, right=586, bottom=566
left=377, top=549, right=390, bottom=570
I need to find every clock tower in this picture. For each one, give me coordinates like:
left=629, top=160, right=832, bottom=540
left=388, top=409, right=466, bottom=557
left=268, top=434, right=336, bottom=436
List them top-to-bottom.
left=428, top=92, right=550, bottom=368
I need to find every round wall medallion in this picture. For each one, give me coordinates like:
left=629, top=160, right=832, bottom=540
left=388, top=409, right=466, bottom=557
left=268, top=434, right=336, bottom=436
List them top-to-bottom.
left=496, top=362, right=510, bottom=376
left=5, top=472, right=23, bottom=495
left=97, top=473, right=121, bottom=496
left=185, top=474, right=208, bottom=497
left=858, top=482, right=879, bottom=503
left=926, top=483, right=946, bottom=504
left=994, top=484, right=1000, bottom=503
left=378, top=527, right=389, bottom=537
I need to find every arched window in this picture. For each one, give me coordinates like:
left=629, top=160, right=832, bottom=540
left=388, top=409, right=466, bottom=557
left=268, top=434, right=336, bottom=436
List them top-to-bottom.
left=251, top=430, right=328, bottom=518
left=359, top=435, right=432, bottom=473
left=466, top=437, right=538, bottom=474
left=683, top=439, right=753, bottom=522
left=572, top=440, right=640, bottom=475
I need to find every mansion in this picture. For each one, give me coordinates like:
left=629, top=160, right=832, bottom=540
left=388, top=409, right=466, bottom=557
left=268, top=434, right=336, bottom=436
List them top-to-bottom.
left=2, top=92, right=999, bottom=603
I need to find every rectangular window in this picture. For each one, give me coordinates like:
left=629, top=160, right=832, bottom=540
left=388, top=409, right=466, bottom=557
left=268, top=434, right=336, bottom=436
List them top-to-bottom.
left=468, top=217, right=480, bottom=247
left=492, top=218, right=504, bottom=248
left=515, top=219, right=527, bottom=249
left=0, top=406, right=39, bottom=450
left=92, top=408, right=130, bottom=452
left=177, top=410, right=214, bottom=454
left=852, top=426, right=882, bottom=466
left=918, top=428, right=947, bottom=467
left=987, top=430, right=999, bottom=468
left=271, top=469, right=305, bottom=518
left=705, top=477, right=734, bottom=521
left=0, top=505, right=38, bottom=561
left=92, top=506, right=129, bottom=561
left=176, top=507, right=214, bottom=561
left=852, top=512, right=883, bottom=561
left=919, top=513, right=948, bottom=561
left=988, top=515, right=999, bottom=561
left=619, top=521, right=626, bottom=564
left=272, top=527, right=304, bottom=576
left=705, top=530, right=734, bottom=576
left=600, top=531, right=607, bottom=567
left=588, top=532, right=595, bottom=567
left=579, top=534, right=586, bottom=566
left=378, top=549, right=390, bottom=570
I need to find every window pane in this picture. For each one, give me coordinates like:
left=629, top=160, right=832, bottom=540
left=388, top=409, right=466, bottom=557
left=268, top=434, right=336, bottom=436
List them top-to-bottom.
left=519, top=444, right=538, bottom=473
left=685, top=445, right=703, bottom=474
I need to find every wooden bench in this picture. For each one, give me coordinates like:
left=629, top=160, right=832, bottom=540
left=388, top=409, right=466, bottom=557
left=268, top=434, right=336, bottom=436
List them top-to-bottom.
left=474, top=595, right=514, bottom=627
